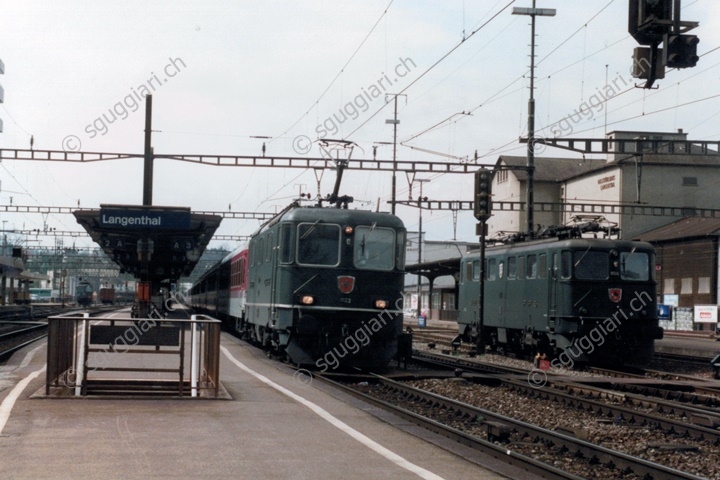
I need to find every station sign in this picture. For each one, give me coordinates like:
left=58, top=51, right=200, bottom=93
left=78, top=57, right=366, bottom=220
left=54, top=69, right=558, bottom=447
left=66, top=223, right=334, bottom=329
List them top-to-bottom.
left=99, top=207, right=191, bottom=230
left=171, top=238, right=196, bottom=251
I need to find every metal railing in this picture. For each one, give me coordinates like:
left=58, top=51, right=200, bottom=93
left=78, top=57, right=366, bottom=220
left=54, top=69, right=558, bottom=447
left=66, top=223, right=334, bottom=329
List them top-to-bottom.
left=46, top=312, right=221, bottom=397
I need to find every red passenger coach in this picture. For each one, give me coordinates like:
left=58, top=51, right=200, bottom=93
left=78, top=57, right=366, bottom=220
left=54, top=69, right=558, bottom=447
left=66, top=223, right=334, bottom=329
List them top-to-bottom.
left=228, top=249, right=249, bottom=331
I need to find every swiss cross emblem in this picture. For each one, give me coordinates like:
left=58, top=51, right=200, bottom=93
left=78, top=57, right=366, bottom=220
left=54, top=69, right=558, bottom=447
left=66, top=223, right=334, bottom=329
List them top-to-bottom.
left=338, top=276, right=355, bottom=294
left=608, top=288, right=622, bottom=303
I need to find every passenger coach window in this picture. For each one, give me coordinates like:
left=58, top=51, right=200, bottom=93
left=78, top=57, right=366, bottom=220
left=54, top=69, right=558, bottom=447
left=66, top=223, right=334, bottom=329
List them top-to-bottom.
left=297, top=223, right=340, bottom=266
left=279, top=224, right=295, bottom=264
left=354, top=226, right=395, bottom=271
left=574, top=251, right=609, bottom=280
left=620, top=252, right=649, bottom=281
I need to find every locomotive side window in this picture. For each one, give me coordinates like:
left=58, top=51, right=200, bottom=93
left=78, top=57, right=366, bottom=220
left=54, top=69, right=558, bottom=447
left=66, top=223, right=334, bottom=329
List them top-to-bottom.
left=297, top=223, right=340, bottom=266
left=279, top=224, right=295, bottom=264
left=353, top=226, right=395, bottom=271
left=396, top=231, right=406, bottom=270
left=266, top=232, right=274, bottom=262
left=257, top=238, right=265, bottom=265
left=573, top=250, right=609, bottom=280
left=561, top=251, right=572, bottom=279
left=620, top=252, right=649, bottom=281
left=538, top=254, right=547, bottom=279
left=527, top=255, right=537, bottom=279
left=508, top=256, right=517, bottom=279
left=517, top=256, right=526, bottom=279
left=487, top=258, right=497, bottom=280
left=472, top=260, right=480, bottom=281
left=498, top=260, right=504, bottom=279
left=465, top=262, right=473, bottom=282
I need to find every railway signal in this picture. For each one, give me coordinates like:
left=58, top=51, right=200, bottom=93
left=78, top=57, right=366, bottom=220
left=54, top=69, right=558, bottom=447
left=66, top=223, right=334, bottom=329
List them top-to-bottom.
left=628, top=0, right=700, bottom=88
left=664, top=34, right=699, bottom=68
left=474, top=168, right=492, bottom=220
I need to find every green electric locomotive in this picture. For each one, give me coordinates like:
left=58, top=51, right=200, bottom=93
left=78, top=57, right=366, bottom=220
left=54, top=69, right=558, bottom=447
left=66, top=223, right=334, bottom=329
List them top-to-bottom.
left=457, top=236, right=663, bottom=367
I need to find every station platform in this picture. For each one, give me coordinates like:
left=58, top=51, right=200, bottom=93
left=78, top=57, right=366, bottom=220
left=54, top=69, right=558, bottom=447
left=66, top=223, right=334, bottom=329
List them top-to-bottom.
left=0, top=332, right=514, bottom=479
left=654, top=334, right=720, bottom=359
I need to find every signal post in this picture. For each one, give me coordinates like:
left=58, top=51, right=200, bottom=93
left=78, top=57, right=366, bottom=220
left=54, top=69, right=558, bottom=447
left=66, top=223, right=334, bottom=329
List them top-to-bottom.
left=474, top=168, right=492, bottom=353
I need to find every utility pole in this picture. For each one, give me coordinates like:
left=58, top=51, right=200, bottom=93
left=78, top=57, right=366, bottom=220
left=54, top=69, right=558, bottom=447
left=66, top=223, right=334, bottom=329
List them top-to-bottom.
left=513, top=2, right=555, bottom=236
left=0, top=58, right=4, bottom=133
left=143, top=94, right=153, bottom=206
left=385, top=94, right=406, bottom=215
left=415, top=178, right=430, bottom=319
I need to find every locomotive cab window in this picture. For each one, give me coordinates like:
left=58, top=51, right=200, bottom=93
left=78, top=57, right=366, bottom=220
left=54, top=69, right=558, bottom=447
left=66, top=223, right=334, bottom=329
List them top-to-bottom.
left=297, top=222, right=341, bottom=266
left=279, top=224, right=295, bottom=264
left=354, top=226, right=395, bottom=271
left=573, top=250, right=609, bottom=280
left=619, top=252, right=650, bottom=281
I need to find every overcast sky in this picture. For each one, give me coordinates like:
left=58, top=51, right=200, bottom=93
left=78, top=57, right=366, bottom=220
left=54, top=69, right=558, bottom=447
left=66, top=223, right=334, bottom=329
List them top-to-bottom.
left=1, top=0, right=718, bottom=250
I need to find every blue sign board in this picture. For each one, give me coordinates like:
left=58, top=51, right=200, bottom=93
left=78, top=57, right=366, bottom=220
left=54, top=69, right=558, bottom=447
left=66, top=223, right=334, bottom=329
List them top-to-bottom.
left=99, top=208, right=191, bottom=230
left=657, top=304, right=671, bottom=320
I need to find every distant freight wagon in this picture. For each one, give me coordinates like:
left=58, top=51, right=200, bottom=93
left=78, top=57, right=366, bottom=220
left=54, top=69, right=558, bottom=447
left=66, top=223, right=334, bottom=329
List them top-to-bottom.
left=99, top=287, right=115, bottom=305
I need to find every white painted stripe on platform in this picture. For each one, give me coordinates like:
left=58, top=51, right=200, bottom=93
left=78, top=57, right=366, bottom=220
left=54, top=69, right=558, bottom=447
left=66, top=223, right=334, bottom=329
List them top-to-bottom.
left=220, top=346, right=445, bottom=480
left=0, top=348, right=46, bottom=434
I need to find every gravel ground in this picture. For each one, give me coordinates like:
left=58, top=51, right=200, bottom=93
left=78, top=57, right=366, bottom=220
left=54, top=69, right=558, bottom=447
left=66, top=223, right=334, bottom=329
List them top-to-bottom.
left=397, top=378, right=720, bottom=479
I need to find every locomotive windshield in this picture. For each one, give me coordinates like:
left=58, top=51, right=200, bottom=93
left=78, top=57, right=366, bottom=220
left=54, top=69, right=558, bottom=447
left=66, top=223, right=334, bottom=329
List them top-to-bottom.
left=297, top=223, right=340, bottom=266
left=354, top=226, right=395, bottom=271
left=571, top=249, right=651, bottom=281
left=573, top=250, right=609, bottom=280
left=620, top=251, right=650, bottom=281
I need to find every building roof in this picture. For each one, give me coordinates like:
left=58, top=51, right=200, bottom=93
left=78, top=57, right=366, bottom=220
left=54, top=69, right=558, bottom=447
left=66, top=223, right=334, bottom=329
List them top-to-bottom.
left=498, top=155, right=606, bottom=182
left=633, top=217, right=720, bottom=242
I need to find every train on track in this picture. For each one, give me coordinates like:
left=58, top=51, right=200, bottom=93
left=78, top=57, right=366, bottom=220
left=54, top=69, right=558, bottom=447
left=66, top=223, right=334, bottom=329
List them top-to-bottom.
left=190, top=202, right=408, bottom=371
left=456, top=222, right=663, bottom=368
left=75, top=280, right=94, bottom=307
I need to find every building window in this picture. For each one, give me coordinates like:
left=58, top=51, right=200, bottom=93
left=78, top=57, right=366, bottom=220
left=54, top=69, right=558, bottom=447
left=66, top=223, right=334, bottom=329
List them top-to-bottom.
left=497, top=169, right=509, bottom=184
left=682, top=176, right=698, bottom=186
left=698, top=277, right=711, bottom=294
left=664, top=278, right=674, bottom=294
left=681, top=278, right=693, bottom=295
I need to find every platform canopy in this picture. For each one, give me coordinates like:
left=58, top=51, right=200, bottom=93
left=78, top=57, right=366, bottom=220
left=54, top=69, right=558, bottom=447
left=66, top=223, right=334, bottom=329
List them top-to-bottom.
left=74, top=204, right=222, bottom=285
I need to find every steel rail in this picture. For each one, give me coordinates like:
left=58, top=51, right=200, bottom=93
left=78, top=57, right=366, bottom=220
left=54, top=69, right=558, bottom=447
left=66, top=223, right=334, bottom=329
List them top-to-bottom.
left=360, top=374, right=707, bottom=480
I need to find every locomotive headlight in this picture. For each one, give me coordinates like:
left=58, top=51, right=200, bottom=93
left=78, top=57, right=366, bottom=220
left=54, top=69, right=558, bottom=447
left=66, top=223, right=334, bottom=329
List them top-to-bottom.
left=344, top=226, right=353, bottom=235
left=300, top=295, right=315, bottom=305
left=374, top=299, right=388, bottom=309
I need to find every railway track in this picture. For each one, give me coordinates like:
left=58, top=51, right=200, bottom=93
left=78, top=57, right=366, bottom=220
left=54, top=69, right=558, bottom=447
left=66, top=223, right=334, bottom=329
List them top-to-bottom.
left=0, top=306, right=124, bottom=363
left=0, top=322, right=48, bottom=362
left=413, top=350, right=720, bottom=443
left=318, top=372, right=707, bottom=480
